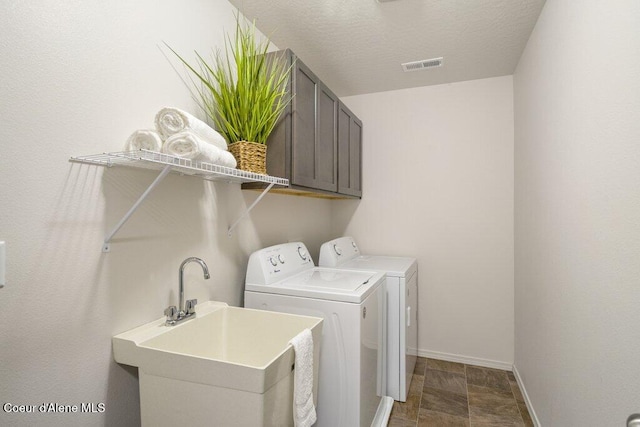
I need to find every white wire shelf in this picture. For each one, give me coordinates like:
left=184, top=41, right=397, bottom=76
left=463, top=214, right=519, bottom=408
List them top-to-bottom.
left=69, top=149, right=288, bottom=251
left=69, top=149, right=288, bottom=186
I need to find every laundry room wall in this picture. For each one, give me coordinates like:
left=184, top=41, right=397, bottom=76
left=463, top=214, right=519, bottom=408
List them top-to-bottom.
left=513, top=0, right=640, bottom=425
left=0, top=1, right=332, bottom=426
left=333, top=76, right=515, bottom=368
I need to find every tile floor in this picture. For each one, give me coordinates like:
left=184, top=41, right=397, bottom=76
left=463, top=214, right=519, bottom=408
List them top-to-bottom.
left=388, top=357, right=534, bottom=427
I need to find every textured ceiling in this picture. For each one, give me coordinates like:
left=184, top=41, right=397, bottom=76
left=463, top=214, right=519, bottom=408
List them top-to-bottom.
left=228, top=0, right=546, bottom=96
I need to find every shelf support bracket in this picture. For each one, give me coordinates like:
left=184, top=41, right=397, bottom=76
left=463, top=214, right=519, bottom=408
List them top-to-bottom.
left=102, top=164, right=173, bottom=252
left=227, top=183, right=275, bottom=237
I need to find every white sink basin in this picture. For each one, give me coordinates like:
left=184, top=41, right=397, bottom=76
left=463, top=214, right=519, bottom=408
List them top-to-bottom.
left=113, top=301, right=323, bottom=426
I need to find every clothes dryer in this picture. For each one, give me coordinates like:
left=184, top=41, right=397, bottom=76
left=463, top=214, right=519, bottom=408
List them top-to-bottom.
left=319, top=236, right=418, bottom=402
left=245, top=242, right=393, bottom=427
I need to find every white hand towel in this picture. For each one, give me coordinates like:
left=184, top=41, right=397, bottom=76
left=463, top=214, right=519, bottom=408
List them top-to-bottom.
left=155, top=107, right=228, bottom=151
left=124, top=129, right=163, bottom=152
left=162, top=131, right=237, bottom=168
left=289, top=329, right=316, bottom=427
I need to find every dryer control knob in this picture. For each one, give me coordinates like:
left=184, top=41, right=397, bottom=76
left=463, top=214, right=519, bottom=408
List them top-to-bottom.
left=333, top=244, right=342, bottom=256
left=297, top=246, right=308, bottom=261
left=278, top=254, right=285, bottom=264
left=269, top=256, right=278, bottom=266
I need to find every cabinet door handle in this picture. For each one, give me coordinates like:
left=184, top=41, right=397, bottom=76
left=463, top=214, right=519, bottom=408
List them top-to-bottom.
left=407, top=306, right=411, bottom=327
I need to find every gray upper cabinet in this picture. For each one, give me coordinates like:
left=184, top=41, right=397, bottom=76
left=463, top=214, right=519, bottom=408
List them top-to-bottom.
left=243, top=50, right=361, bottom=199
left=337, top=102, right=362, bottom=197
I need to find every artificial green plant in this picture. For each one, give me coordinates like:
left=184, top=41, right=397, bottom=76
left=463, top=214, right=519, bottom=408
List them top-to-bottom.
left=166, top=14, right=292, bottom=145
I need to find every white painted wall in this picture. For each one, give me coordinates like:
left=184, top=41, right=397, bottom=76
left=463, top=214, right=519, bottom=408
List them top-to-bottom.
left=0, top=1, right=332, bottom=426
left=513, top=1, right=640, bottom=425
left=335, top=77, right=515, bottom=368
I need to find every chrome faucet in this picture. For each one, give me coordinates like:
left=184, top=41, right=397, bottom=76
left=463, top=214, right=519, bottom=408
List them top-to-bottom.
left=164, top=257, right=210, bottom=326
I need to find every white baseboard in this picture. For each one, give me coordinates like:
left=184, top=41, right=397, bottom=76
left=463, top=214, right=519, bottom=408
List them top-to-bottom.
left=417, top=349, right=513, bottom=371
left=512, top=364, right=541, bottom=427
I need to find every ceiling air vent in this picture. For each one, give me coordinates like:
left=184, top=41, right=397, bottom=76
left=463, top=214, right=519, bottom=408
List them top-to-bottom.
left=401, top=57, right=443, bottom=72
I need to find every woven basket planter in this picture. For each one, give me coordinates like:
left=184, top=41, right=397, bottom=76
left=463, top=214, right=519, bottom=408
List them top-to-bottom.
left=228, top=141, right=267, bottom=175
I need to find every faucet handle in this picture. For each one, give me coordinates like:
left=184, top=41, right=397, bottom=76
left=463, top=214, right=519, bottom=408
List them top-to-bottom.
left=185, top=299, right=198, bottom=315
left=164, top=305, right=178, bottom=324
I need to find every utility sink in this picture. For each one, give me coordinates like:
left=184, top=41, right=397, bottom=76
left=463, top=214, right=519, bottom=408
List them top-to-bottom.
left=113, top=301, right=323, bottom=427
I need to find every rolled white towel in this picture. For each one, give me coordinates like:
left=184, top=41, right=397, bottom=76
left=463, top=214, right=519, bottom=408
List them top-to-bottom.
left=155, top=107, right=228, bottom=151
left=124, top=129, right=163, bottom=152
left=162, top=131, right=237, bottom=168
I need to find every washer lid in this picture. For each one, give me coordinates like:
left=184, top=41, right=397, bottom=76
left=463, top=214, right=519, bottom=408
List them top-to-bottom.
left=339, top=256, right=417, bottom=278
left=246, top=267, right=385, bottom=303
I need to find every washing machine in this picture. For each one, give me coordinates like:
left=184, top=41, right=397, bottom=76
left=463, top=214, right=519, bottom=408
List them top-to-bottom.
left=319, top=236, right=418, bottom=402
left=245, top=242, right=394, bottom=427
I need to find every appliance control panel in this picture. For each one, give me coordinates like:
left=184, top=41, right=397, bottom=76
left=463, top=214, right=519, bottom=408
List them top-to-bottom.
left=318, top=236, right=360, bottom=267
left=246, top=242, right=314, bottom=285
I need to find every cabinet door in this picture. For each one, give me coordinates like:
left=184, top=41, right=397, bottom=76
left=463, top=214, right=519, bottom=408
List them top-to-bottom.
left=291, top=60, right=338, bottom=192
left=291, top=60, right=317, bottom=188
left=316, top=82, right=338, bottom=192
left=337, top=103, right=363, bottom=197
